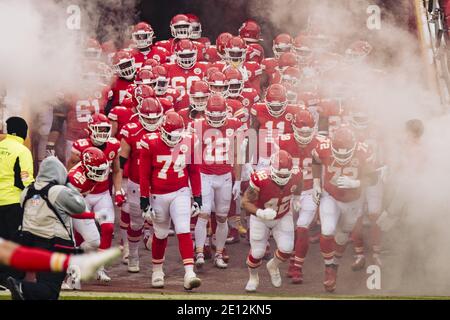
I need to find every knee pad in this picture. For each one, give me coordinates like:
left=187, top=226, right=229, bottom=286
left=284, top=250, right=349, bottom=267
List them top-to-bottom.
left=215, top=215, right=227, bottom=224
left=129, top=216, right=144, bottom=231
left=154, top=226, right=170, bottom=240
left=250, top=246, right=266, bottom=260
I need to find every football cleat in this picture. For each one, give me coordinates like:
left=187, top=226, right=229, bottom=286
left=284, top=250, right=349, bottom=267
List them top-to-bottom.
left=226, top=228, right=240, bottom=244
left=68, top=247, right=120, bottom=282
left=195, top=253, right=205, bottom=269
left=214, top=254, right=228, bottom=269
left=351, top=255, right=366, bottom=271
left=127, top=256, right=140, bottom=273
left=266, top=258, right=282, bottom=288
left=323, top=264, right=338, bottom=293
left=96, top=267, right=111, bottom=283
left=245, top=268, right=259, bottom=292
left=151, top=271, right=165, bottom=288
left=184, top=272, right=201, bottom=290
left=6, top=277, right=24, bottom=300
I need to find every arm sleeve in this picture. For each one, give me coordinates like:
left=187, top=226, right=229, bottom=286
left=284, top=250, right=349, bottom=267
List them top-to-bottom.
left=104, top=98, right=114, bottom=116
left=139, top=143, right=152, bottom=198
left=187, top=163, right=201, bottom=197
left=53, top=187, right=87, bottom=215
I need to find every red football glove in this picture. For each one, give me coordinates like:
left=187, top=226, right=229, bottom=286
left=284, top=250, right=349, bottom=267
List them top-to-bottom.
left=114, top=190, right=127, bottom=207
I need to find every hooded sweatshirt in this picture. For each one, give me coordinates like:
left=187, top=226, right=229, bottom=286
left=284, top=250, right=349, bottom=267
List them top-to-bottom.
left=20, top=156, right=86, bottom=241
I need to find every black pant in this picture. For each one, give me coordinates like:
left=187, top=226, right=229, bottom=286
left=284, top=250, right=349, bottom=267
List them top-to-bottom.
left=0, top=203, right=23, bottom=241
left=15, top=232, right=75, bottom=300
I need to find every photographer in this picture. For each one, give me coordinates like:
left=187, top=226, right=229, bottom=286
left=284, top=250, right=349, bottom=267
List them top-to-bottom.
left=5, top=156, right=90, bottom=300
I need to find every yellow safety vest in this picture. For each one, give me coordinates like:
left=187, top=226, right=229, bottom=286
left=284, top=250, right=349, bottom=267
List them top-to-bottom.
left=0, top=135, right=34, bottom=205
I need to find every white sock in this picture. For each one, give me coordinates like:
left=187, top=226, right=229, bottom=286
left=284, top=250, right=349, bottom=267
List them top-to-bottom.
left=194, top=217, right=208, bottom=251
left=215, top=220, right=229, bottom=252
left=120, top=229, right=129, bottom=247
left=128, top=241, right=139, bottom=259
left=270, top=255, right=283, bottom=268
left=153, top=263, right=163, bottom=273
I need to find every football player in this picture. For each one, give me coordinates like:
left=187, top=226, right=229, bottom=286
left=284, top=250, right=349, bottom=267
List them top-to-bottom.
left=186, top=13, right=211, bottom=47
left=238, top=19, right=265, bottom=64
left=130, top=22, right=170, bottom=67
left=204, top=32, right=233, bottom=63
left=164, top=39, right=209, bottom=109
left=108, top=50, right=138, bottom=112
left=150, top=65, right=183, bottom=112
left=179, top=80, right=210, bottom=129
left=193, top=94, right=244, bottom=269
left=119, top=97, right=166, bottom=272
left=139, top=111, right=202, bottom=290
left=312, top=125, right=376, bottom=292
left=67, top=147, right=114, bottom=285
left=241, top=150, right=303, bottom=292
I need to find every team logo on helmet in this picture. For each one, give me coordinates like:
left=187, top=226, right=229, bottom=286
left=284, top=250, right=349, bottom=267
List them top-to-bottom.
left=194, top=68, right=202, bottom=75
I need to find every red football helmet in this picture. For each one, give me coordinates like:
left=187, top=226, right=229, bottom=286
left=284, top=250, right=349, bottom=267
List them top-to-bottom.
left=186, top=13, right=202, bottom=39
left=170, top=14, right=192, bottom=39
left=239, top=19, right=262, bottom=43
left=132, top=22, right=155, bottom=49
left=216, top=32, right=233, bottom=58
left=273, top=33, right=292, bottom=59
left=293, top=34, right=314, bottom=66
left=225, top=36, right=247, bottom=65
left=84, top=38, right=102, bottom=60
left=174, top=39, right=197, bottom=69
left=345, top=40, right=373, bottom=63
left=112, top=50, right=136, bottom=80
left=277, top=52, right=298, bottom=71
left=141, top=58, right=159, bottom=71
left=150, top=65, right=170, bottom=95
left=281, top=66, right=301, bottom=86
left=224, top=68, right=244, bottom=97
left=134, top=69, right=154, bottom=85
left=207, top=71, right=228, bottom=96
left=189, top=80, right=210, bottom=111
left=134, top=84, right=155, bottom=106
left=265, top=84, right=288, bottom=117
left=205, top=94, right=228, bottom=128
left=137, top=97, right=164, bottom=131
left=292, top=109, right=315, bottom=145
left=160, top=111, right=185, bottom=147
left=87, top=113, right=112, bottom=146
left=331, top=126, right=356, bottom=165
left=81, top=147, right=110, bottom=182
left=270, top=150, right=293, bottom=186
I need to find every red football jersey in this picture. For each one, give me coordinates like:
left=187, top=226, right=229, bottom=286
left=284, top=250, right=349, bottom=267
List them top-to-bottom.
left=246, top=43, right=265, bottom=64
left=131, top=46, right=170, bottom=67
left=261, top=57, right=279, bottom=77
left=164, top=61, right=209, bottom=109
left=110, top=76, right=134, bottom=107
left=64, top=85, right=112, bottom=142
left=317, top=99, right=350, bottom=136
left=108, top=106, right=136, bottom=139
left=178, top=108, right=205, bottom=133
left=194, top=118, right=244, bottom=175
left=120, top=121, right=156, bottom=183
left=139, top=132, right=201, bottom=196
left=277, top=134, right=325, bottom=190
left=71, top=137, right=120, bottom=194
left=313, top=139, right=374, bottom=202
left=68, top=162, right=97, bottom=195
left=249, top=168, right=302, bottom=219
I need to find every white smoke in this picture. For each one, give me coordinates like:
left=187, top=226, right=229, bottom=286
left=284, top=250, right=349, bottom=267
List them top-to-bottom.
left=250, top=0, right=450, bottom=295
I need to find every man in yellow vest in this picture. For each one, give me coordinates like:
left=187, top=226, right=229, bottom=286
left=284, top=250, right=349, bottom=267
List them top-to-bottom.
left=0, top=117, right=34, bottom=241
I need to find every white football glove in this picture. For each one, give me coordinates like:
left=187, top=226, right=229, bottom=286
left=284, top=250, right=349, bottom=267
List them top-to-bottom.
left=337, top=176, right=361, bottom=189
left=313, top=178, right=322, bottom=205
left=232, top=181, right=242, bottom=200
left=292, top=195, right=301, bottom=213
left=191, top=202, right=201, bottom=217
left=142, top=206, right=156, bottom=223
left=256, top=208, right=277, bottom=221
left=376, top=210, right=397, bottom=232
